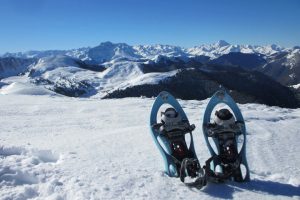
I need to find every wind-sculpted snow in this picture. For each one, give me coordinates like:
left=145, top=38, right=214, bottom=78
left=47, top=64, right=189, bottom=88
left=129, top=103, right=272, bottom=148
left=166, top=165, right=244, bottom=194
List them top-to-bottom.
left=0, top=95, right=299, bottom=199
left=0, top=145, right=62, bottom=199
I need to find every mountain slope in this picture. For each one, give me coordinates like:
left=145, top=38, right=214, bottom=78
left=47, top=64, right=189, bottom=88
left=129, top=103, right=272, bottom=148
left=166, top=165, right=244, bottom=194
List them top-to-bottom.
left=0, top=41, right=299, bottom=104
left=260, top=49, right=300, bottom=85
left=209, top=52, right=267, bottom=70
left=0, top=57, right=36, bottom=79
left=105, top=67, right=299, bottom=108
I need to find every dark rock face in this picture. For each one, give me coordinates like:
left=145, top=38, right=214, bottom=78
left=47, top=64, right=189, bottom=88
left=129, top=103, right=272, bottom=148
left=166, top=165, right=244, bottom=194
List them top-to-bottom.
left=206, top=51, right=300, bottom=87
left=209, top=52, right=267, bottom=70
left=259, top=52, right=300, bottom=86
left=140, top=55, right=210, bottom=73
left=0, top=57, right=36, bottom=79
left=140, top=57, right=187, bottom=73
left=74, top=60, right=106, bottom=72
left=104, top=67, right=299, bottom=108
left=33, top=77, right=96, bottom=97
left=52, top=79, right=96, bottom=97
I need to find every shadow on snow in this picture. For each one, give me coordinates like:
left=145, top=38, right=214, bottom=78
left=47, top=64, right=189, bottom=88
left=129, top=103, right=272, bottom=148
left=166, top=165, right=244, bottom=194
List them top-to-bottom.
left=202, top=179, right=300, bottom=199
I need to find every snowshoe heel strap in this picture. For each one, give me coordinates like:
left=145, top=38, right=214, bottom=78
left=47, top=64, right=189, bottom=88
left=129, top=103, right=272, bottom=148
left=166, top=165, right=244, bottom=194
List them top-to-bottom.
left=179, top=158, right=206, bottom=189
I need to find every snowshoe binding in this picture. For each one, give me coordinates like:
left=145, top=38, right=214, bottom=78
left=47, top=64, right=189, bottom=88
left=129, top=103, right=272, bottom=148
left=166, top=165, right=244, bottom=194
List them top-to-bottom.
left=202, top=89, right=250, bottom=182
left=150, top=91, right=206, bottom=188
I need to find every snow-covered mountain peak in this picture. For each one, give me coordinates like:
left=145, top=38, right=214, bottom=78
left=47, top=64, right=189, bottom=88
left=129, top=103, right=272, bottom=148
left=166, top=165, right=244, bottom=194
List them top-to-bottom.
left=214, top=40, right=230, bottom=48
left=2, top=41, right=292, bottom=63
left=87, top=41, right=140, bottom=63
left=133, top=44, right=186, bottom=59
left=268, top=44, right=283, bottom=51
left=293, top=46, right=300, bottom=50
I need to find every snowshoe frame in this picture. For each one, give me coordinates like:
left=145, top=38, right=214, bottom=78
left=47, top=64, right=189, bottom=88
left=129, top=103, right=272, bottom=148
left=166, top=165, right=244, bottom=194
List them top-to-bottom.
left=202, top=90, right=250, bottom=181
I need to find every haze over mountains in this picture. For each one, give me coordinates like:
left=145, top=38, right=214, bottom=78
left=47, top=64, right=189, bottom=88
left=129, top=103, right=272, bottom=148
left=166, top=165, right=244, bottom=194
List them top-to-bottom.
left=0, top=41, right=299, bottom=108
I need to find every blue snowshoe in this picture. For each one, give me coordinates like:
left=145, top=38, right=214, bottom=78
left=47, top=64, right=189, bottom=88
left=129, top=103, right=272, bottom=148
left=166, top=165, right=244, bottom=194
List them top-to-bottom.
left=202, top=89, right=250, bottom=182
left=150, top=91, right=206, bottom=188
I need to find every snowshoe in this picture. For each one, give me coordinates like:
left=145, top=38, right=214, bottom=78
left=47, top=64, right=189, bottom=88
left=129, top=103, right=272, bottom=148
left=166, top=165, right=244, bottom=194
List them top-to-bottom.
left=202, top=89, right=250, bottom=182
left=150, top=91, right=206, bottom=188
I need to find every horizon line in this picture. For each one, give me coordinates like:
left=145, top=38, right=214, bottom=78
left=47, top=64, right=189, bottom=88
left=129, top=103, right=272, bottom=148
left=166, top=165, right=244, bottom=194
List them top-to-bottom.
left=1, top=40, right=299, bottom=55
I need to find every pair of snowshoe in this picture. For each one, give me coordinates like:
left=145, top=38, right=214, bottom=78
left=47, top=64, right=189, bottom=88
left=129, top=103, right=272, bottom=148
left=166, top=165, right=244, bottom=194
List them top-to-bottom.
left=149, top=90, right=250, bottom=189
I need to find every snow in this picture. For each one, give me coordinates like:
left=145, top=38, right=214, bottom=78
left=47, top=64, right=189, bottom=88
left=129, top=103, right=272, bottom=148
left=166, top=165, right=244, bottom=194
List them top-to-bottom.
left=2, top=41, right=290, bottom=62
left=188, top=41, right=287, bottom=59
left=133, top=44, right=187, bottom=59
left=284, top=49, right=300, bottom=69
left=30, top=56, right=80, bottom=77
left=0, top=57, right=179, bottom=98
left=94, top=60, right=164, bottom=97
left=117, top=70, right=179, bottom=89
left=289, top=73, right=296, bottom=79
left=0, top=76, right=59, bottom=96
left=0, top=82, right=58, bottom=96
left=290, top=83, right=300, bottom=89
left=0, top=94, right=299, bottom=200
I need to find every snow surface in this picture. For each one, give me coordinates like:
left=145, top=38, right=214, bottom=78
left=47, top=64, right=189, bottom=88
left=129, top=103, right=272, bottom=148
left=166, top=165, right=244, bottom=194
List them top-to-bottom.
left=0, top=82, right=59, bottom=96
left=291, top=83, right=300, bottom=89
left=0, top=94, right=299, bottom=200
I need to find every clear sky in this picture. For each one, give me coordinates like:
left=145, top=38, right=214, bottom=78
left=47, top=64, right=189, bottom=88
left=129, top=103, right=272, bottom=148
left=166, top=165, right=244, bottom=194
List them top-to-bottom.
left=0, top=0, right=299, bottom=53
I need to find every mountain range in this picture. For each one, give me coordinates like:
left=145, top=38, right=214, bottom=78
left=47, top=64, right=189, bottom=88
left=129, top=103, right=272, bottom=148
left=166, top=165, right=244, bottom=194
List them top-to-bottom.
left=0, top=41, right=299, bottom=108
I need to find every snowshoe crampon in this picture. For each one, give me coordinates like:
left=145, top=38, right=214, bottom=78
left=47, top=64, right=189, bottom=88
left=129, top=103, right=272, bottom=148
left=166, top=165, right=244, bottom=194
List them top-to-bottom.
left=202, top=89, right=250, bottom=182
left=150, top=91, right=206, bottom=188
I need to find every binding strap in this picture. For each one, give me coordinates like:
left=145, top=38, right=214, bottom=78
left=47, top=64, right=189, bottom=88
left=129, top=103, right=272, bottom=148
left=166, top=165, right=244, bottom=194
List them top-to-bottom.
left=204, top=155, right=241, bottom=182
left=179, top=158, right=207, bottom=189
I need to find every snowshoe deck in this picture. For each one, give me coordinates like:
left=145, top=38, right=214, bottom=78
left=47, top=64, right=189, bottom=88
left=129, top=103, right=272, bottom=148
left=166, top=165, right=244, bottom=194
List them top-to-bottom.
left=202, top=90, right=250, bottom=182
left=150, top=91, right=198, bottom=177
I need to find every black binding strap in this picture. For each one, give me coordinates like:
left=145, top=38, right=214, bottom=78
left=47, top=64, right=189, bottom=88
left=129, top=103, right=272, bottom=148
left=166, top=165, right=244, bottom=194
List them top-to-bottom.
left=204, top=155, right=242, bottom=182
left=179, top=158, right=207, bottom=189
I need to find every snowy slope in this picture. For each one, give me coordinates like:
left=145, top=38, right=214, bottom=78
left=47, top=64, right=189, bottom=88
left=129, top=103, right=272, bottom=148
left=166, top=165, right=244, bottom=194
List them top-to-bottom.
left=0, top=56, right=178, bottom=98
left=97, top=61, right=179, bottom=95
left=0, top=82, right=59, bottom=96
left=0, top=94, right=299, bottom=200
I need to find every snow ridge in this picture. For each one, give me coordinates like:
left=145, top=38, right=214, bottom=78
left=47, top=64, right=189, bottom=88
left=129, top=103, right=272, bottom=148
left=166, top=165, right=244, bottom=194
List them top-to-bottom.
left=1, top=40, right=291, bottom=62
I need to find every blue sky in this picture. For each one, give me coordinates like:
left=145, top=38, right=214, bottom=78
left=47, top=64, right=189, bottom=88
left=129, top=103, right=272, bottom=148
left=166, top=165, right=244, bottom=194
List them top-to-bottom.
left=0, top=0, right=299, bottom=53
